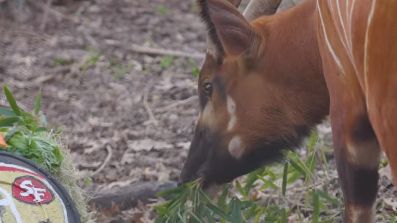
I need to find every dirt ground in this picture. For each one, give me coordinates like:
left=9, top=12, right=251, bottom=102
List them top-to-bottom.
left=1, top=0, right=396, bottom=222
left=1, top=0, right=203, bottom=221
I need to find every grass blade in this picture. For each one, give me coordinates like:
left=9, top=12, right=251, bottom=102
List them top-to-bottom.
left=3, top=86, right=21, bottom=116
left=34, top=89, right=42, bottom=115
left=0, top=117, right=19, bottom=127
left=307, top=131, right=318, bottom=151
left=288, top=158, right=307, bottom=178
left=258, top=177, right=279, bottom=190
left=316, top=190, right=341, bottom=206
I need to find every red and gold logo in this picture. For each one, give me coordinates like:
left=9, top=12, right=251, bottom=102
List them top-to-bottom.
left=0, top=163, right=68, bottom=222
left=12, top=176, right=54, bottom=205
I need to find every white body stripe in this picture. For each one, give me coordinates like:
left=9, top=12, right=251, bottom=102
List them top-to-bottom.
left=317, top=0, right=367, bottom=76
left=349, top=0, right=356, bottom=50
left=364, top=0, right=378, bottom=107
left=317, top=1, right=346, bottom=74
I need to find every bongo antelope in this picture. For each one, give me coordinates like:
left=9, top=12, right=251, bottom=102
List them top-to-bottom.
left=180, top=0, right=397, bottom=222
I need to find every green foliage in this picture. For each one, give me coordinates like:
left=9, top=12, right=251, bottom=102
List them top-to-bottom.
left=155, top=5, right=170, bottom=16
left=81, top=49, right=101, bottom=72
left=160, top=56, right=174, bottom=69
left=53, top=57, right=74, bottom=66
left=108, top=57, right=134, bottom=79
left=188, top=59, right=200, bottom=78
left=0, top=86, right=63, bottom=173
left=156, top=131, right=343, bottom=222
left=155, top=180, right=270, bottom=223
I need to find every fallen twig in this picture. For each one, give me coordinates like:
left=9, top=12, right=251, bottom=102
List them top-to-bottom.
left=82, top=30, right=99, bottom=48
left=130, top=44, right=204, bottom=59
left=32, top=74, right=56, bottom=85
left=143, top=87, right=158, bottom=126
left=156, top=96, right=198, bottom=112
left=90, top=144, right=113, bottom=177
left=78, top=161, right=102, bottom=169
left=89, top=181, right=177, bottom=216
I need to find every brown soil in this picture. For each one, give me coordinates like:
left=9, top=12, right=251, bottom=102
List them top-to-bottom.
left=1, top=0, right=203, bottom=221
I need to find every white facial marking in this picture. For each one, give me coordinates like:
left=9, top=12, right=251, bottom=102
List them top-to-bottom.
left=226, top=95, right=237, bottom=131
left=227, top=95, right=236, bottom=114
left=201, top=101, right=215, bottom=128
left=228, top=116, right=237, bottom=131
left=228, top=136, right=244, bottom=159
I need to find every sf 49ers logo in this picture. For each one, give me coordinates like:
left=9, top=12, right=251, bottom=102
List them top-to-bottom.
left=12, top=176, right=54, bottom=205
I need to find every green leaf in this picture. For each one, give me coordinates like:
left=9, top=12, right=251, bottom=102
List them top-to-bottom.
left=160, top=56, right=174, bottom=69
left=3, top=86, right=22, bottom=116
left=34, top=90, right=42, bottom=115
left=0, top=107, right=15, bottom=117
left=0, top=116, right=19, bottom=127
left=35, top=127, right=48, bottom=132
left=7, top=131, right=29, bottom=151
left=307, top=131, right=318, bottom=152
left=307, top=149, right=317, bottom=173
left=288, top=152, right=313, bottom=181
left=288, top=158, right=307, bottom=178
left=244, top=168, right=263, bottom=195
left=258, top=176, right=279, bottom=190
left=235, top=180, right=247, bottom=198
left=216, top=185, right=230, bottom=209
left=316, top=190, right=341, bottom=206
left=229, top=198, right=244, bottom=223
left=206, top=202, right=230, bottom=221
left=253, top=208, right=265, bottom=223
left=279, top=208, right=288, bottom=223
left=187, top=210, right=204, bottom=223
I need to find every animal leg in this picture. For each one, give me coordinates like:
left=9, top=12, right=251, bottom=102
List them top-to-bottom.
left=363, top=0, right=397, bottom=186
left=330, top=106, right=380, bottom=223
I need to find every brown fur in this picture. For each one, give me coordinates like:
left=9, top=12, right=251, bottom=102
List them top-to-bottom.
left=181, top=0, right=397, bottom=222
left=181, top=0, right=329, bottom=187
left=318, top=0, right=397, bottom=221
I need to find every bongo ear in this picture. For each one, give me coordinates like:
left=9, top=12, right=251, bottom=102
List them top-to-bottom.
left=199, top=0, right=260, bottom=58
